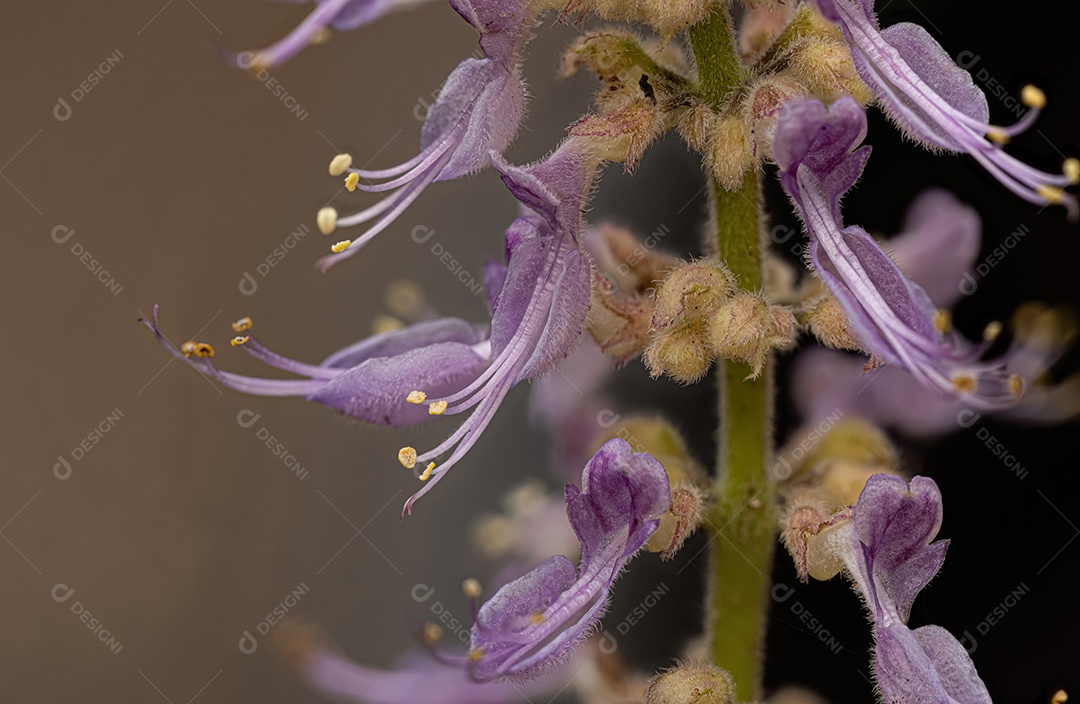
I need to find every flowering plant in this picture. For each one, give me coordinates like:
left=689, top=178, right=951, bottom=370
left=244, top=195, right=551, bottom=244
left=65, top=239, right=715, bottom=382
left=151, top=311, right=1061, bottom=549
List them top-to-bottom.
left=145, top=0, right=1079, bottom=701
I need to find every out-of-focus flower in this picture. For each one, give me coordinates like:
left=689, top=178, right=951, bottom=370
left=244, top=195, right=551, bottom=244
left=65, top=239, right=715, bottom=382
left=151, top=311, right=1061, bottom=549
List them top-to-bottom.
left=243, top=0, right=438, bottom=69
left=317, top=0, right=538, bottom=268
left=811, top=0, right=1078, bottom=217
left=775, top=96, right=1024, bottom=409
left=463, top=438, right=670, bottom=680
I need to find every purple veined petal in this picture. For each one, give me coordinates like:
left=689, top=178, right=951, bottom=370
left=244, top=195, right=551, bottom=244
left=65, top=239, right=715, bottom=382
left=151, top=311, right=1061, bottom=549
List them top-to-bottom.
left=816, top=0, right=1078, bottom=216
left=321, top=317, right=488, bottom=369
left=312, top=341, right=490, bottom=425
left=465, top=439, right=670, bottom=681
left=874, top=623, right=957, bottom=704
left=913, top=625, right=994, bottom=704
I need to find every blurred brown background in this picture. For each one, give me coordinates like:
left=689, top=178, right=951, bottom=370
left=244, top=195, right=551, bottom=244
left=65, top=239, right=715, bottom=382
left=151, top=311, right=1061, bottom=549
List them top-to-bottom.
left=4, top=1, right=1080, bottom=703
left=0, top=2, right=599, bottom=700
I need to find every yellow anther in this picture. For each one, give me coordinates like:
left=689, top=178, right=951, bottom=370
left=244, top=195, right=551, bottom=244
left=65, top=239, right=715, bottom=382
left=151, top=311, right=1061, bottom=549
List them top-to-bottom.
left=310, top=26, right=332, bottom=45
left=1021, top=84, right=1047, bottom=110
left=985, top=127, right=1010, bottom=145
left=328, top=153, right=353, bottom=176
left=1064, top=158, right=1080, bottom=185
left=344, top=172, right=360, bottom=192
left=1037, top=185, right=1066, bottom=205
left=317, top=207, right=338, bottom=235
left=330, top=239, right=352, bottom=254
left=932, top=309, right=952, bottom=334
left=371, top=314, right=405, bottom=335
left=231, top=316, right=253, bottom=333
left=983, top=320, right=1003, bottom=342
left=231, top=336, right=249, bottom=347
left=181, top=341, right=215, bottom=358
left=1008, top=373, right=1024, bottom=397
left=951, top=374, right=977, bottom=394
left=406, top=390, right=427, bottom=405
left=429, top=400, right=448, bottom=415
left=398, top=446, right=418, bottom=469
left=419, top=462, right=436, bottom=481
left=461, top=578, right=483, bottom=599
left=529, top=612, right=546, bottom=625
left=422, top=622, right=443, bottom=646
left=467, top=648, right=485, bottom=662
left=1051, top=690, right=1068, bottom=704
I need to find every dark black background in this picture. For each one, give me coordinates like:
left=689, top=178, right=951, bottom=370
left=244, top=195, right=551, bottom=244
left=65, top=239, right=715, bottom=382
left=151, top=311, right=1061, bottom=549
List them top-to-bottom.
left=590, top=3, right=1080, bottom=702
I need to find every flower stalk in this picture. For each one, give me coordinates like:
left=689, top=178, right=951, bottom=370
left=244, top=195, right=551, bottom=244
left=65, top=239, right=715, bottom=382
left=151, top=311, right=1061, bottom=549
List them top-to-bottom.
left=691, top=12, right=776, bottom=702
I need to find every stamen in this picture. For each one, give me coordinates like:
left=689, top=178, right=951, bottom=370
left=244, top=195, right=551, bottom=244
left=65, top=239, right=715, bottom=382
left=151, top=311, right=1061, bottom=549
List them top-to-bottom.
left=310, top=26, right=332, bottom=46
left=1021, top=85, right=1047, bottom=110
left=985, top=127, right=1010, bottom=145
left=328, top=154, right=353, bottom=176
left=1065, top=158, right=1080, bottom=185
left=344, top=172, right=360, bottom=192
left=1037, top=185, right=1066, bottom=204
left=317, top=207, right=338, bottom=235
left=330, top=239, right=352, bottom=253
left=932, top=309, right=952, bottom=334
left=371, top=315, right=404, bottom=334
left=232, top=316, right=253, bottom=333
left=983, top=320, right=1003, bottom=341
left=231, top=336, right=249, bottom=347
left=181, top=341, right=215, bottom=358
left=951, top=373, right=977, bottom=394
left=1008, top=373, right=1024, bottom=397
left=406, top=390, right=428, bottom=404
left=429, top=400, right=449, bottom=415
left=398, top=446, right=418, bottom=469
left=420, top=462, right=436, bottom=481
left=461, top=578, right=483, bottom=599
left=529, top=612, right=546, bottom=625
left=422, top=622, right=443, bottom=646
left=467, top=648, right=485, bottom=662
left=1051, top=690, right=1068, bottom=704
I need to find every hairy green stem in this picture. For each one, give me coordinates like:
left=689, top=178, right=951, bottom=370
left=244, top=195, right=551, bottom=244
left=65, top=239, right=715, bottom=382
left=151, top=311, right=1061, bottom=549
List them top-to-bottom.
left=691, top=13, right=776, bottom=703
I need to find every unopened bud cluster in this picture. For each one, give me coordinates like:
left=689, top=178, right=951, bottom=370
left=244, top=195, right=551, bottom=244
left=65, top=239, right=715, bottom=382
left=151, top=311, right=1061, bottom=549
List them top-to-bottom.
left=645, top=259, right=797, bottom=382
left=647, top=662, right=734, bottom=704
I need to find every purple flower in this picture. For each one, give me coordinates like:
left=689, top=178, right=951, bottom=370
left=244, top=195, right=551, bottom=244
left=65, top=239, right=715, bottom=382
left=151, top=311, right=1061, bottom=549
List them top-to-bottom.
left=243, top=0, right=437, bottom=69
left=318, top=0, right=536, bottom=270
left=811, top=0, right=1078, bottom=217
left=775, top=96, right=1022, bottom=409
left=142, top=140, right=593, bottom=513
left=791, top=189, right=1080, bottom=435
left=462, top=438, right=670, bottom=681
left=834, top=474, right=992, bottom=704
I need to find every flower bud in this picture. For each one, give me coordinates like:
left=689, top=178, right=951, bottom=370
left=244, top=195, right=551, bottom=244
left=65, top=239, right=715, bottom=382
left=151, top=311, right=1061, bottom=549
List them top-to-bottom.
left=739, top=2, right=795, bottom=64
left=783, top=38, right=872, bottom=105
left=743, top=75, right=810, bottom=163
left=677, top=100, right=716, bottom=153
left=570, top=104, right=666, bottom=170
left=708, top=113, right=754, bottom=191
left=586, top=222, right=676, bottom=293
left=652, top=259, right=736, bottom=331
left=589, top=273, right=656, bottom=363
left=806, top=292, right=865, bottom=352
left=708, top=293, right=798, bottom=378
left=645, top=325, right=713, bottom=384
left=590, top=414, right=706, bottom=486
left=646, top=483, right=705, bottom=560
left=781, top=490, right=851, bottom=582
left=647, top=662, right=734, bottom=704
